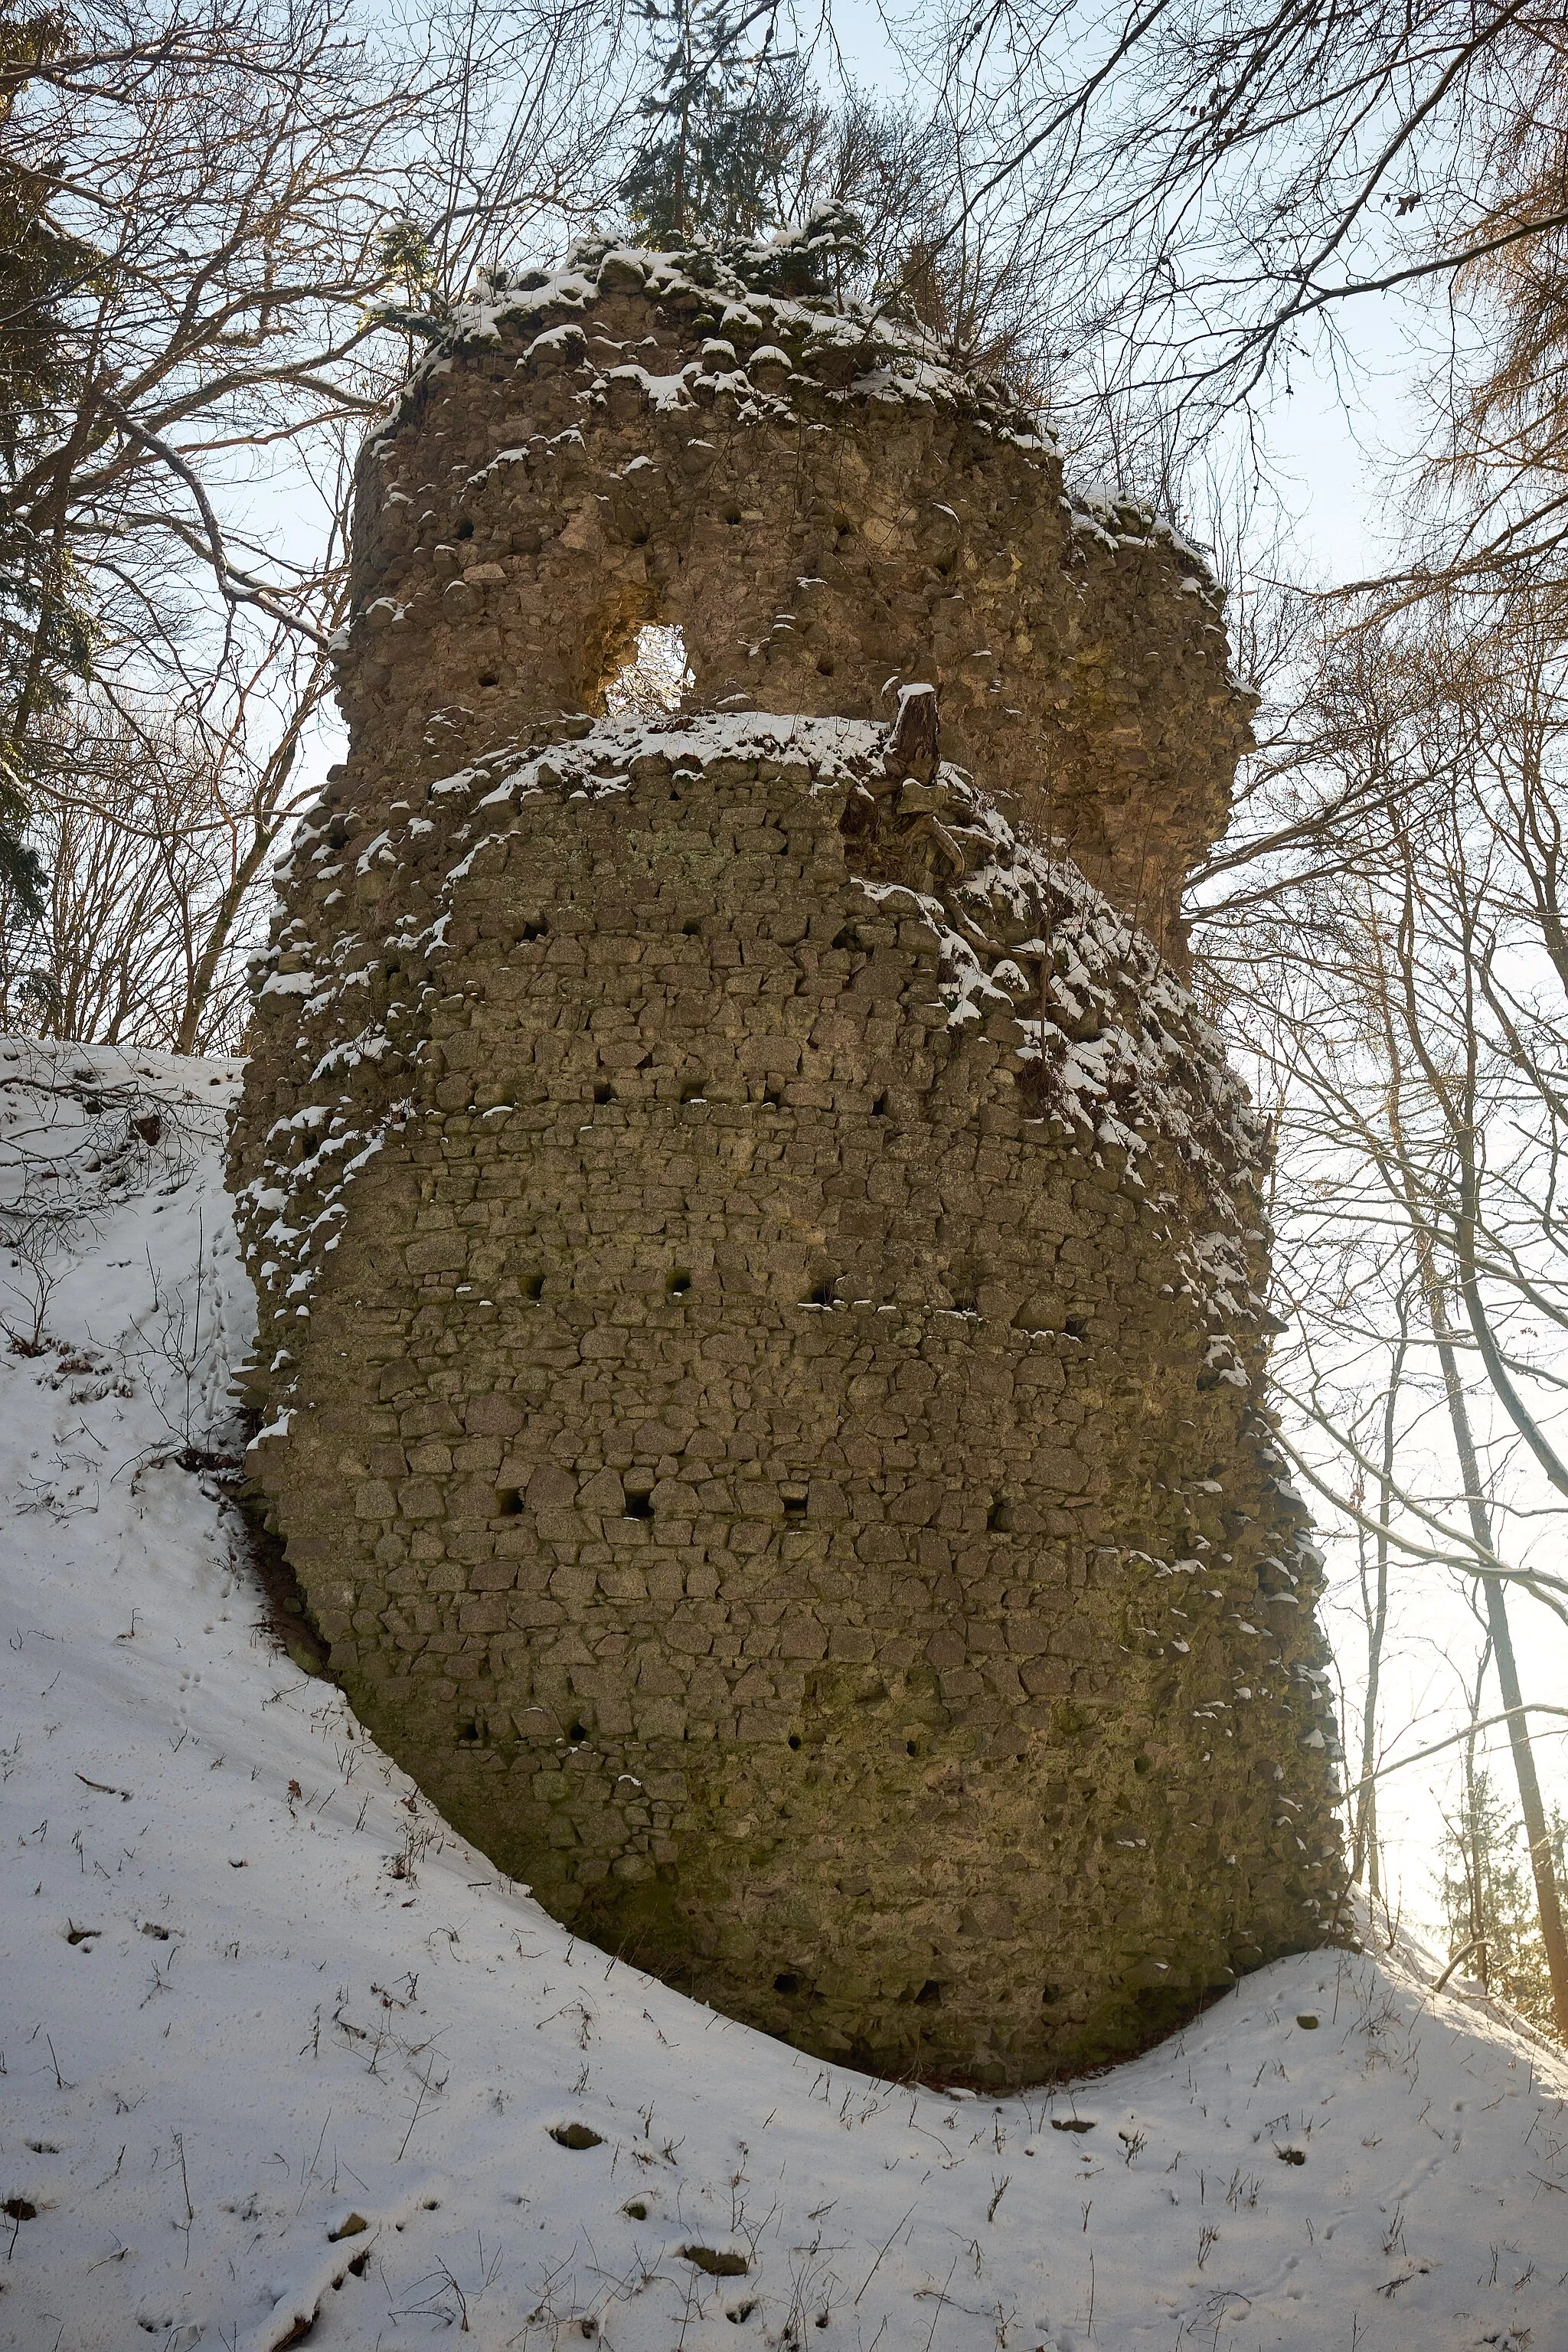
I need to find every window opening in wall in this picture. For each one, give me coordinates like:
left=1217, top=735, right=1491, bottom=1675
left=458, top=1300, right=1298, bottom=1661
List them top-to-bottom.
left=606, top=622, right=691, bottom=719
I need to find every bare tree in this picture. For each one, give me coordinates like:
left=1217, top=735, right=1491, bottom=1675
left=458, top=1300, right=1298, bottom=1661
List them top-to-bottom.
left=0, top=0, right=642, bottom=1047
left=1201, top=594, right=1568, bottom=2035
left=0, top=642, right=331, bottom=1052
left=1346, top=1301, right=1412, bottom=1897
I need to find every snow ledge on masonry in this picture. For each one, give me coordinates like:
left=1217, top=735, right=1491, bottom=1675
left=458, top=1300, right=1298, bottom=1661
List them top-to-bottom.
left=368, top=210, right=1223, bottom=599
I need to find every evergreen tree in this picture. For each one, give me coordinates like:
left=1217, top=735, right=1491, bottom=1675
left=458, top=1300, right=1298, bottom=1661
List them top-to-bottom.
left=620, top=1, right=804, bottom=247
left=0, top=5, right=99, bottom=915
left=1439, top=1769, right=1568, bottom=2041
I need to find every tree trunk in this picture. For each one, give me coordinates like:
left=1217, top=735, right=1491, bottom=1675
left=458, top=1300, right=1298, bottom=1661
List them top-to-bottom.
left=172, top=670, right=318, bottom=1056
left=174, top=814, right=279, bottom=1058
left=1425, top=1269, right=1568, bottom=2039
left=1353, top=1325, right=1406, bottom=1893
left=1462, top=1636, right=1493, bottom=1991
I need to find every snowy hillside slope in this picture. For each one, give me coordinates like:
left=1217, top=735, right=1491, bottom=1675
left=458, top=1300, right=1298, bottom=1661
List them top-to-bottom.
left=2, top=1036, right=1565, bottom=2352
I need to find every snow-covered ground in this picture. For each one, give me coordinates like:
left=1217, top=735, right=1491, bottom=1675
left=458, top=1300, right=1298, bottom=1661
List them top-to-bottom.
left=2, top=1037, right=1566, bottom=2352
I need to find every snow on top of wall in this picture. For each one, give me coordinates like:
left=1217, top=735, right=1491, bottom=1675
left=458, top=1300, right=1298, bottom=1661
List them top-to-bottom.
left=364, top=228, right=1223, bottom=588
left=439, top=235, right=1034, bottom=423
left=472, top=708, right=1273, bottom=1288
left=240, top=711, right=1270, bottom=1408
left=3, top=1035, right=1566, bottom=2350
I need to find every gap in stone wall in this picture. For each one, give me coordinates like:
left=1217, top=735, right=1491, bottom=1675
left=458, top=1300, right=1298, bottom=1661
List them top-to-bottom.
left=605, top=622, right=690, bottom=720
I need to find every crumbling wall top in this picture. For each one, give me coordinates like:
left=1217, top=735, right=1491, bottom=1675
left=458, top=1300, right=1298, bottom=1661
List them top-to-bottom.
left=336, top=230, right=1253, bottom=963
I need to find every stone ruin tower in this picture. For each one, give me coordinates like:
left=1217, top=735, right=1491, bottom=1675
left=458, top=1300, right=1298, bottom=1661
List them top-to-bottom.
left=229, top=227, right=1347, bottom=2084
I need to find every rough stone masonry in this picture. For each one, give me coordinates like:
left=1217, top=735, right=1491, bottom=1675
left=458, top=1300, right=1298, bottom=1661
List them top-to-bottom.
left=229, top=228, right=1348, bottom=2085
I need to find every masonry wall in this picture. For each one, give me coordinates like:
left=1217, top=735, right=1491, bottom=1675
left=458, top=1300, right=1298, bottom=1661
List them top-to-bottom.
left=335, top=239, right=1249, bottom=968
left=230, top=242, right=1347, bottom=2086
